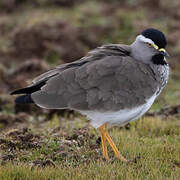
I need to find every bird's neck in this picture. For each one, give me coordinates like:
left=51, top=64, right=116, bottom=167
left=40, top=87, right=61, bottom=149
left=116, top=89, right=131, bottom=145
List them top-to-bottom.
left=130, top=43, right=152, bottom=63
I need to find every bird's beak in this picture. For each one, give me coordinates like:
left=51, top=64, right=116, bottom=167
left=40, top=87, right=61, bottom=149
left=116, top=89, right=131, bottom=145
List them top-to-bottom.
left=151, top=44, right=170, bottom=58
left=159, top=48, right=170, bottom=58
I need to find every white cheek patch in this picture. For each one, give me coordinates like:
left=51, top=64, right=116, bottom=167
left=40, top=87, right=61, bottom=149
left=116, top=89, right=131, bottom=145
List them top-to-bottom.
left=137, top=35, right=155, bottom=44
left=137, top=35, right=159, bottom=50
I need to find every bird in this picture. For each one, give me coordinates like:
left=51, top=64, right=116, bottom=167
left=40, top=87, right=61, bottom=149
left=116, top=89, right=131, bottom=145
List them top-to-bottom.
left=11, top=28, right=170, bottom=161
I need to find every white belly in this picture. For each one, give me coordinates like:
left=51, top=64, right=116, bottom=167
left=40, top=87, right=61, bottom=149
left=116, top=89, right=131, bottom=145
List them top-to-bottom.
left=79, top=93, right=157, bottom=128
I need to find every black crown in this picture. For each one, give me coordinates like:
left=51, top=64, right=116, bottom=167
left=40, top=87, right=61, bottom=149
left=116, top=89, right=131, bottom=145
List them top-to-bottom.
left=141, top=28, right=167, bottom=49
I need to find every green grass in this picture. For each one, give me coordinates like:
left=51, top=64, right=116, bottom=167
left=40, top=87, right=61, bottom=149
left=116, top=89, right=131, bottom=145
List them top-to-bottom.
left=0, top=116, right=179, bottom=180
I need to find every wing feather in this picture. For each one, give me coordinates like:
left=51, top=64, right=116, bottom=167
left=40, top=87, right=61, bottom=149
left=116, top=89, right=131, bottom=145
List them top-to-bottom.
left=12, top=44, right=158, bottom=111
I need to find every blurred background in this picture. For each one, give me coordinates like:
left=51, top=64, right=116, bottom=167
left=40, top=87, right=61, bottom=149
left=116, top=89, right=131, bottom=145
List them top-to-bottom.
left=0, top=0, right=180, bottom=129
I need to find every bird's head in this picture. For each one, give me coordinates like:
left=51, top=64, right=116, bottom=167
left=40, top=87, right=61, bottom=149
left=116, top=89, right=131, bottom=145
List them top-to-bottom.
left=131, top=28, right=170, bottom=64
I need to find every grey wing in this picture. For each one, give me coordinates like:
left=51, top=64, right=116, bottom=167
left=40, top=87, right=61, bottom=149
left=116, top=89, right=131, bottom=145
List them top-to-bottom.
left=32, top=43, right=130, bottom=84
left=31, top=55, right=159, bottom=111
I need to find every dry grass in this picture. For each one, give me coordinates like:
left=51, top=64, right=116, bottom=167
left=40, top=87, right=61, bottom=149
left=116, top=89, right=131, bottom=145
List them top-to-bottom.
left=0, top=115, right=180, bottom=180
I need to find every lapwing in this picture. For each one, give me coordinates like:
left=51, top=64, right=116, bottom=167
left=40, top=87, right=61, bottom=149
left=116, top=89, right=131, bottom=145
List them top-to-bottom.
left=11, top=28, right=170, bottom=161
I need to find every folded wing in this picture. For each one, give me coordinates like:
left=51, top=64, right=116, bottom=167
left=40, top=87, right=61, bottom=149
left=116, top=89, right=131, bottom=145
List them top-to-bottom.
left=11, top=44, right=159, bottom=111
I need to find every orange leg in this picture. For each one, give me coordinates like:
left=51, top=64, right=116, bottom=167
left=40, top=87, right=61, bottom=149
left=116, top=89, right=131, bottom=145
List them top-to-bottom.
left=99, top=124, right=127, bottom=162
left=99, top=124, right=109, bottom=160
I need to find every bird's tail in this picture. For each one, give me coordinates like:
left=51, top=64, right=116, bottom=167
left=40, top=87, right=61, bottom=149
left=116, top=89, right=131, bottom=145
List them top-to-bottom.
left=10, top=81, right=47, bottom=104
left=15, top=94, right=34, bottom=104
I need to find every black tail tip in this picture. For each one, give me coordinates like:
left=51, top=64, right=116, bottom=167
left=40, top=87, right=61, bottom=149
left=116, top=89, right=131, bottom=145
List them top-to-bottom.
left=10, top=91, right=15, bottom=95
left=15, top=94, right=34, bottom=104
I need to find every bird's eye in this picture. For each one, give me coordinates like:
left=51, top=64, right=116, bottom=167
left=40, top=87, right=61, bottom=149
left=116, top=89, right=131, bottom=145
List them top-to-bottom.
left=146, top=42, right=152, bottom=47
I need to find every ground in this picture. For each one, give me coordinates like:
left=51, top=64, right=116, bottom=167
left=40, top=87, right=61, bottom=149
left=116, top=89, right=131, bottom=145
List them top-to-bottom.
left=0, top=0, right=180, bottom=179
